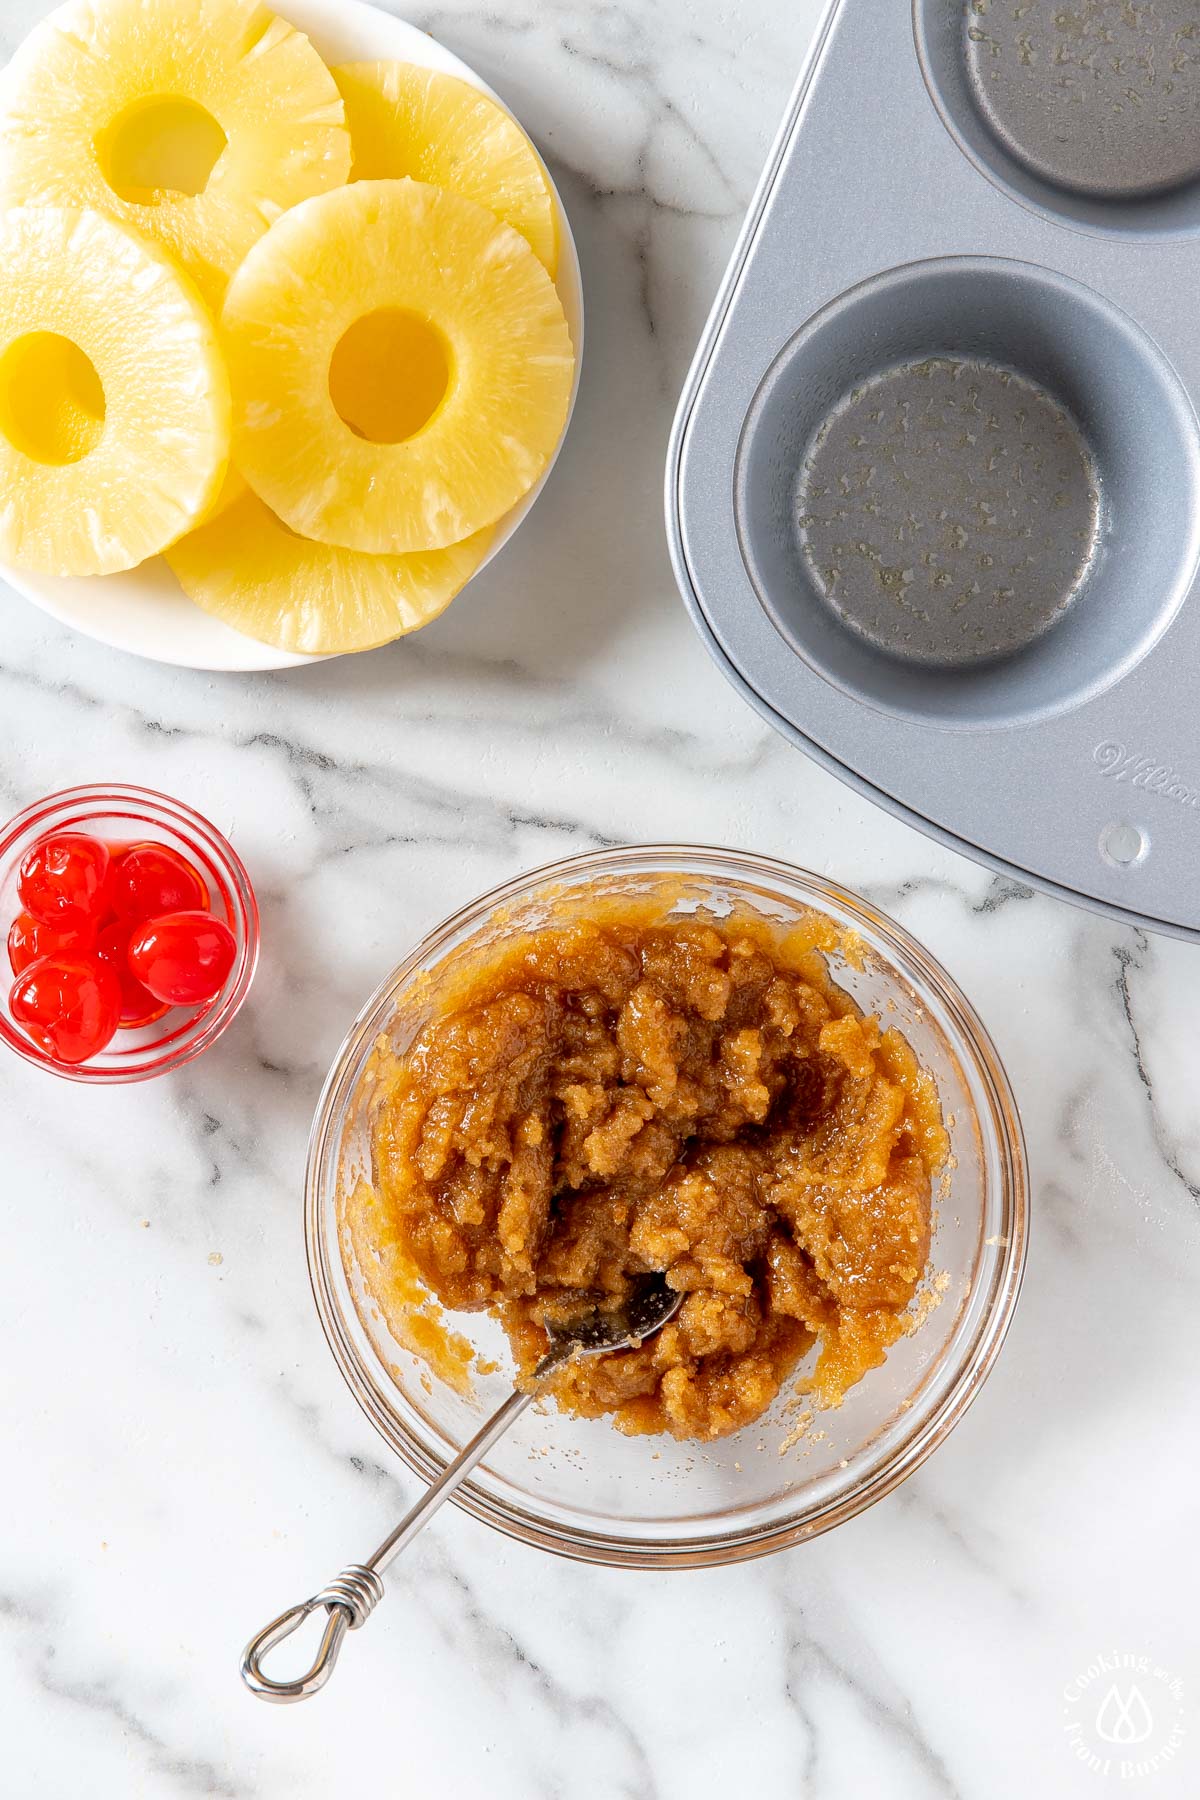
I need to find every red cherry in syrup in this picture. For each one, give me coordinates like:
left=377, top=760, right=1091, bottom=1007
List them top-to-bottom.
left=18, top=832, right=112, bottom=927
left=111, top=842, right=209, bottom=924
left=127, top=910, right=236, bottom=1007
left=7, top=911, right=96, bottom=977
left=95, top=920, right=170, bottom=1029
left=10, top=952, right=122, bottom=1064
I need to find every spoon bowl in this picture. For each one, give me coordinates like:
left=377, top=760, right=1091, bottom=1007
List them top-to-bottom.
left=537, top=1275, right=683, bottom=1374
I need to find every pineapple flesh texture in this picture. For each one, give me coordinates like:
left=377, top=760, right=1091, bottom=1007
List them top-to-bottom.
left=0, top=0, right=350, bottom=310
left=334, top=61, right=557, bottom=276
left=222, top=178, right=574, bottom=555
left=0, top=206, right=229, bottom=576
left=167, top=486, right=492, bottom=653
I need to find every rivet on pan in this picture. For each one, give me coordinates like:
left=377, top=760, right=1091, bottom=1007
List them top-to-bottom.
left=1099, top=823, right=1148, bottom=869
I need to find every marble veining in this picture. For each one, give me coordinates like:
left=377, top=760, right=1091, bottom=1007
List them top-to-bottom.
left=1, top=0, right=1197, bottom=1795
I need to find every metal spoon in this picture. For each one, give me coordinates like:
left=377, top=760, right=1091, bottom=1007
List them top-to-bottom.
left=241, top=1275, right=682, bottom=1702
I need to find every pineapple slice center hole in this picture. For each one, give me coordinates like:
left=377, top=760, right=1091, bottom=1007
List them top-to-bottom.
left=101, top=97, right=228, bottom=202
left=329, top=309, right=453, bottom=444
left=0, top=332, right=106, bottom=465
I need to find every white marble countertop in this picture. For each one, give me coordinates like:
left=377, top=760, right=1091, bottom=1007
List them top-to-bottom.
left=1, top=0, right=1198, bottom=1794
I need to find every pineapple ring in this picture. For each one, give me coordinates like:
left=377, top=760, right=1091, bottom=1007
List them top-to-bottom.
left=0, top=0, right=350, bottom=310
left=334, top=62, right=558, bottom=276
left=222, top=178, right=575, bottom=555
left=0, top=206, right=229, bottom=577
left=167, top=486, right=492, bottom=654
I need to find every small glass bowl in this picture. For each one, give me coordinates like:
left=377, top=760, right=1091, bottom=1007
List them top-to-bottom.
left=0, top=783, right=258, bottom=1083
left=307, top=846, right=1027, bottom=1568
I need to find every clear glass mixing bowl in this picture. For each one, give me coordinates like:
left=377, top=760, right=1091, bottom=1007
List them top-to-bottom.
left=306, top=846, right=1027, bottom=1568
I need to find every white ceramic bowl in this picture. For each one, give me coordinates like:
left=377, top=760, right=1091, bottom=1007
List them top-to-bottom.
left=0, top=0, right=584, bottom=671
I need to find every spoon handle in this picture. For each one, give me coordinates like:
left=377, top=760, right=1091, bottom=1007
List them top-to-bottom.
left=240, top=1384, right=535, bottom=1703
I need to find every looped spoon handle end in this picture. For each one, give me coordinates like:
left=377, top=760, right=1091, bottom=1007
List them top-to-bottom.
left=241, top=1280, right=681, bottom=1702
left=239, top=1388, right=533, bottom=1704
left=240, top=1564, right=384, bottom=1703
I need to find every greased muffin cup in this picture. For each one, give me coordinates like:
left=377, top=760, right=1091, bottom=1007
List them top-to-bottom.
left=307, top=846, right=1027, bottom=1568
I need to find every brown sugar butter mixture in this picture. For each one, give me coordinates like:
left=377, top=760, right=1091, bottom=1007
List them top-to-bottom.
left=370, top=898, right=947, bottom=1442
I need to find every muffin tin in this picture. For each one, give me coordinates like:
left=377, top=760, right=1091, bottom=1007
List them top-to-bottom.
left=666, top=0, right=1200, bottom=940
